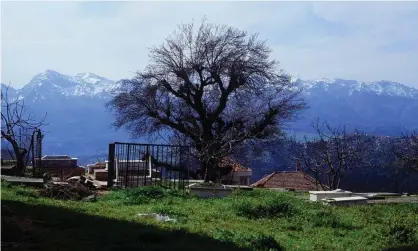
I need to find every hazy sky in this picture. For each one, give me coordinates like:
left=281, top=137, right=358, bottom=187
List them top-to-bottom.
left=2, top=1, right=418, bottom=88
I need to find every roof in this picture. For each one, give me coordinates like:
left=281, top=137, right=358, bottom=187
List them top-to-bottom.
left=42, top=155, right=71, bottom=160
left=218, top=157, right=252, bottom=172
left=251, top=171, right=325, bottom=191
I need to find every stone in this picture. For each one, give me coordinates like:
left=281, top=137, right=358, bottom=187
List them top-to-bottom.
left=82, top=195, right=97, bottom=202
left=136, top=213, right=177, bottom=223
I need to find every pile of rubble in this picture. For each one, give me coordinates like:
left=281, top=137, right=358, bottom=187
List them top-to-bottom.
left=39, top=174, right=103, bottom=201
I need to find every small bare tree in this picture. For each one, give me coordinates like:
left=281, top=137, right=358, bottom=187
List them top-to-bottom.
left=108, top=19, right=306, bottom=182
left=1, top=84, right=46, bottom=176
left=292, top=120, right=374, bottom=190
left=393, top=130, right=418, bottom=171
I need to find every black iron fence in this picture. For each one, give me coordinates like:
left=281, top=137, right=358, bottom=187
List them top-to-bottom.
left=0, top=128, right=43, bottom=177
left=107, top=142, right=196, bottom=192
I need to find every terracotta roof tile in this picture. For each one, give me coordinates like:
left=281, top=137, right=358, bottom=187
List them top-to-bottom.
left=218, top=157, right=252, bottom=172
left=251, top=171, right=325, bottom=191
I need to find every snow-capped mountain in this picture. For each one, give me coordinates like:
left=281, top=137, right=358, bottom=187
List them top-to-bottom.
left=9, top=69, right=418, bottom=101
left=18, top=69, right=122, bottom=101
left=2, top=70, right=418, bottom=161
left=297, top=78, right=418, bottom=99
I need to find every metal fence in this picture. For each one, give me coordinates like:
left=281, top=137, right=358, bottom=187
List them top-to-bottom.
left=0, top=128, right=43, bottom=177
left=107, top=142, right=195, bottom=192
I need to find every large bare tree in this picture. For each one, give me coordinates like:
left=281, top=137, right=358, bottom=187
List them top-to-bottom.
left=108, top=20, right=306, bottom=181
left=1, top=84, right=46, bottom=176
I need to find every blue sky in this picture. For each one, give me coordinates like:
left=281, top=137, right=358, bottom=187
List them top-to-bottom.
left=1, top=1, right=418, bottom=88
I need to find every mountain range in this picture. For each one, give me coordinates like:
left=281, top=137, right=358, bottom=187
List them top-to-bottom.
left=2, top=69, right=418, bottom=164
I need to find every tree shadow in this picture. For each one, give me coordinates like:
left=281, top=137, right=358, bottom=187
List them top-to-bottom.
left=1, top=200, right=251, bottom=251
left=382, top=247, right=418, bottom=251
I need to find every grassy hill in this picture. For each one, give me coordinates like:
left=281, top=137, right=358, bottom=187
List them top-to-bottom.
left=1, top=183, right=418, bottom=251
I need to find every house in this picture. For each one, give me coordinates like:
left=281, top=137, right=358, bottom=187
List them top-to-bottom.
left=34, top=155, right=84, bottom=178
left=36, top=155, right=78, bottom=168
left=219, top=157, right=252, bottom=186
left=251, top=170, right=325, bottom=191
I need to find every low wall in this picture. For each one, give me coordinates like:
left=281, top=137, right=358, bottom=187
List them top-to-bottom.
left=40, top=167, right=85, bottom=178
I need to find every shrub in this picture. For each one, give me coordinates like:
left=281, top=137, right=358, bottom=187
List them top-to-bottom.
left=101, top=186, right=183, bottom=205
left=233, top=198, right=297, bottom=219
left=311, top=211, right=341, bottom=228
left=385, top=218, right=417, bottom=245
left=211, top=229, right=283, bottom=251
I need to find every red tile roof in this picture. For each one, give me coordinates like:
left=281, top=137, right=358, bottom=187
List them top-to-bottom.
left=218, top=157, right=252, bottom=172
left=251, top=171, right=325, bottom=191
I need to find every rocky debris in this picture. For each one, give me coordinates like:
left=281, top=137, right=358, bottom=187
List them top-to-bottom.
left=43, top=173, right=52, bottom=183
left=39, top=174, right=103, bottom=201
left=65, top=175, right=102, bottom=189
left=40, top=181, right=93, bottom=200
left=82, top=194, right=97, bottom=202
left=136, top=213, right=177, bottom=223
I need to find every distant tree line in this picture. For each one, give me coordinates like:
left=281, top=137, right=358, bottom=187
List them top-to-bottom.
left=234, top=120, right=418, bottom=193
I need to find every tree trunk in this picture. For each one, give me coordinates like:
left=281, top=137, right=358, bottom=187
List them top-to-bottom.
left=14, top=155, right=26, bottom=177
left=201, top=161, right=219, bottom=183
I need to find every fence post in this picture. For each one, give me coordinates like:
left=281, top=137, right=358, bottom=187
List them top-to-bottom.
left=31, top=130, right=35, bottom=177
left=107, top=143, right=115, bottom=188
left=125, top=144, right=131, bottom=188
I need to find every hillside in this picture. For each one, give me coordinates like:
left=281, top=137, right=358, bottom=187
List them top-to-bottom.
left=2, top=184, right=418, bottom=251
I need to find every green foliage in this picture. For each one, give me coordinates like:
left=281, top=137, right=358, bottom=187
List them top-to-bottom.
left=2, top=185, right=418, bottom=251
left=101, top=186, right=184, bottom=205
left=233, top=197, right=297, bottom=219
left=311, top=210, right=342, bottom=228
left=385, top=217, right=417, bottom=245
left=212, top=229, right=283, bottom=251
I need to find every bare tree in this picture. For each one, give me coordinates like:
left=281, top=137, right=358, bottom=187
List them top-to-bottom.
left=108, top=20, right=306, bottom=182
left=1, top=84, right=46, bottom=176
left=291, top=120, right=374, bottom=190
left=393, top=130, right=418, bottom=171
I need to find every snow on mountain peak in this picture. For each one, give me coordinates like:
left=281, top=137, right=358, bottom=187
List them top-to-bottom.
left=15, top=70, right=418, bottom=100
left=19, top=70, right=120, bottom=99
left=75, top=72, right=106, bottom=84
left=298, top=78, right=418, bottom=99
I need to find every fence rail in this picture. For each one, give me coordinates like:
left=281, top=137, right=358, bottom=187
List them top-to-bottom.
left=107, top=143, right=195, bottom=192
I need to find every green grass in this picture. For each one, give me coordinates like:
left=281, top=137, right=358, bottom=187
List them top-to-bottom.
left=1, top=182, right=418, bottom=251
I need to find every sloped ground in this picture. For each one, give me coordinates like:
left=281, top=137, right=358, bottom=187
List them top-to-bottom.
left=1, top=183, right=418, bottom=251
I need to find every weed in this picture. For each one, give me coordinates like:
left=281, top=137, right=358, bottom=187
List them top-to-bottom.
left=101, top=186, right=184, bottom=205
left=233, top=198, right=297, bottom=219
left=311, top=210, right=341, bottom=228
left=385, top=218, right=417, bottom=245
left=212, top=229, right=283, bottom=251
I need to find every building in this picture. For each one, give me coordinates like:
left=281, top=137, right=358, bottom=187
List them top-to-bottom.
left=34, top=155, right=84, bottom=178
left=219, top=157, right=253, bottom=186
left=251, top=170, right=325, bottom=191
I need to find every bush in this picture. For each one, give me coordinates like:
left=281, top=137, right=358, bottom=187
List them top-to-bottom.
left=101, top=186, right=183, bottom=205
left=233, top=197, right=297, bottom=219
left=311, top=211, right=342, bottom=228
left=385, top=218, right=417, bottom=245
left=212, top=229, right=283, bottom=251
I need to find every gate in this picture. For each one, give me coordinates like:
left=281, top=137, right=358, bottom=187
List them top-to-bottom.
left=107, top=142, right=195, bottom=192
